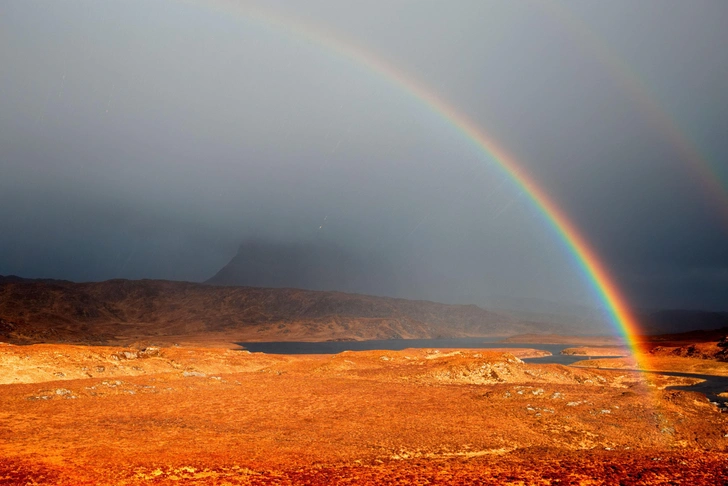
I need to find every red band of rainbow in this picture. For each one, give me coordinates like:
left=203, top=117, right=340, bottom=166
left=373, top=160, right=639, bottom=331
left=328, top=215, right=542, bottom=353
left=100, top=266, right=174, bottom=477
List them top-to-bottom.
left=190, top=1, right=643, bottom=353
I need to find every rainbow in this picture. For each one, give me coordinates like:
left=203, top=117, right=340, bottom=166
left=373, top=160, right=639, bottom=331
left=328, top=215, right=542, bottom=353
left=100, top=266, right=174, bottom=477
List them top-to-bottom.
left=185, top=1, right=644, bottom=353
left=540, top=1, right=728, bottom=226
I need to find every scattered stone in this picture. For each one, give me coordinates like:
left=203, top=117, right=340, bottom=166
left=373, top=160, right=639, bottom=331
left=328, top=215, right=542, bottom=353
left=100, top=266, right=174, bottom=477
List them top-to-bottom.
left=138, top=347, right=161, bottom=358
left=183, top=371, right=206, bottom=378
left=55, top=388, right=72, bottom=395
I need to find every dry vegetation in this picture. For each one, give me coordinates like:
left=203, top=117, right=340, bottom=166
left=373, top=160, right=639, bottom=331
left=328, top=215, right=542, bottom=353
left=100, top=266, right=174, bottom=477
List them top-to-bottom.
left=2, top=278, right=728, bottom=483
left=573, top=338, right=728, bottom=377
left=1, top=343, right=727, bottom=484
left=574, top=355, right=728, bottom=378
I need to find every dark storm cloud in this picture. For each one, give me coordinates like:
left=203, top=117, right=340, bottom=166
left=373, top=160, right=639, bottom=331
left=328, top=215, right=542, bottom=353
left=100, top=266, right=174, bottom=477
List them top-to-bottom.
left=1, top=0, right=727, bottom=313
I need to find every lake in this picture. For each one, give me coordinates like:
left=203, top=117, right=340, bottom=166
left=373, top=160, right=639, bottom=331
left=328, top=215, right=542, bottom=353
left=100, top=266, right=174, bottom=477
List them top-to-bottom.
left=236, top=338, right=728, bottom=408
left=236, top=338, right=616, bottom=365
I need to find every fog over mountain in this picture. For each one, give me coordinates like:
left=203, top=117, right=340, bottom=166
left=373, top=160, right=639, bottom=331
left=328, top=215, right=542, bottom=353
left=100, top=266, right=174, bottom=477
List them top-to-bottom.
left=1, top=1, right=727, bottom=315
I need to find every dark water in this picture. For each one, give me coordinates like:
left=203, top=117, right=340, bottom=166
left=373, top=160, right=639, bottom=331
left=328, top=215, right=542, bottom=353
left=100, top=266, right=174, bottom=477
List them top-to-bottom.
left=236, top=338, right=594, bottom=363
left=237, top=338, right=728, bottom=408
left=595, top=368, right=728, bottom=409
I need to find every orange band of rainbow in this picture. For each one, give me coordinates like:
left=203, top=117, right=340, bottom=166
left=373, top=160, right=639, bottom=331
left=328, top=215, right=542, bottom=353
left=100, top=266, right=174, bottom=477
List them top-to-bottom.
left=190, top=1, right=643, bottom=354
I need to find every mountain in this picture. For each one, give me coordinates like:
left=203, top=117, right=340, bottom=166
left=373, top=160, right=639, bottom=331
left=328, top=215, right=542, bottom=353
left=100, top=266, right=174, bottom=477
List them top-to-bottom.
left=206, top=240, right=405, bottom=297
left=0, top=276, right=552, bottom=345
left=481, top=295, right=611, bottom=335
left=637, top=309, right=728, bottom=335
left=641, top=325, right=728, bottom=344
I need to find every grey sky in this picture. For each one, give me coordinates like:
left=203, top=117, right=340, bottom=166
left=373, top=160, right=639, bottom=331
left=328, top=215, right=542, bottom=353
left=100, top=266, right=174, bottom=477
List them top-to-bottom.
left=1, top=0, right=727, bottom=312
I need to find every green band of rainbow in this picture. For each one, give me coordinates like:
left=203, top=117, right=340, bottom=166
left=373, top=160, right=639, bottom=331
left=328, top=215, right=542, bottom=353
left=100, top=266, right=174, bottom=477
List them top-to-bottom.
left=190, top=1, right=642, bottom=350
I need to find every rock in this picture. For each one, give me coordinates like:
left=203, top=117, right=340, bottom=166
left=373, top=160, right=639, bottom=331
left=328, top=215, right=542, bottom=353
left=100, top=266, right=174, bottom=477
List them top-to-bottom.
left=138, top=347, right=161, bottom=358
left=183, top=371, right=206, bottom=378
left=55, top=388, right=72, bottom=395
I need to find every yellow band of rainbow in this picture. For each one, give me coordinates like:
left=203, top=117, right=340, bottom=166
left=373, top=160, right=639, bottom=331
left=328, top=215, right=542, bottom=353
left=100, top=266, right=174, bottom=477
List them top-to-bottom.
left=189, top=1, right=643, bottom=353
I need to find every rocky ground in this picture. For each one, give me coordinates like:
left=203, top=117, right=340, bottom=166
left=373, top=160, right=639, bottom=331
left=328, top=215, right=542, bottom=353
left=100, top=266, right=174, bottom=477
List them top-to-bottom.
left=648, top=337, right=728, bottom=362
left=1, top=343, right=727, bottom=484
left=574, top=355, right=728, bottom=378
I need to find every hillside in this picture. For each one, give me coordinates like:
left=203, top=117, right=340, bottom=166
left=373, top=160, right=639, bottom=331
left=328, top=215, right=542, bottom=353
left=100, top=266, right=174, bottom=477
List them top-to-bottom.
left=0, top=276, right=547, bottom=345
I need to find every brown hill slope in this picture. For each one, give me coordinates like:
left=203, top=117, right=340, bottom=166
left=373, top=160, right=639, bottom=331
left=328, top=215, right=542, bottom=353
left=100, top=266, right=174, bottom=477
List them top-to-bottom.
left=0, top=277, right=546, bottom=345
left=647, top=335, right=728, bottom=362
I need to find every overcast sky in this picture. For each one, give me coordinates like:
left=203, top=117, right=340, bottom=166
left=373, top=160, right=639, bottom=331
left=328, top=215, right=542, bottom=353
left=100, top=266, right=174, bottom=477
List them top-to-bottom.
left=1, top=0, right=727, bottom=312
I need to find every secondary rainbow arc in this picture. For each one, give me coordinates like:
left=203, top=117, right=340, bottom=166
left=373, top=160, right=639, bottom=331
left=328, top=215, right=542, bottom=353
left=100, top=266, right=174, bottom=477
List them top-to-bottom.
left=187, top=0, right=643, bottom=352
left=539, top=0, right=728, bottom=226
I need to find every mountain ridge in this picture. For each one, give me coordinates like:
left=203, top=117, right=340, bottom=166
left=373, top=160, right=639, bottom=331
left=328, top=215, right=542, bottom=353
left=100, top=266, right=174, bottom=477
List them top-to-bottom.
left=0, top=276, right=549, bottom=345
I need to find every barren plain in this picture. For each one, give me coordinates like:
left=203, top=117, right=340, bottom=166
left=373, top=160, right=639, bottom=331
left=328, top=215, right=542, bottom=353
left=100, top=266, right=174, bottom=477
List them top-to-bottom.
left=1, top=278, right=728, bottom=484
left=1, top=343, right=727, bottom=485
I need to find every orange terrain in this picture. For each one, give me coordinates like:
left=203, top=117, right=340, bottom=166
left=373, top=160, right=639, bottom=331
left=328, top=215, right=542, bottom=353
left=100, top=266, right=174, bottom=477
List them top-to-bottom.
left=1, top=343, right=727, bottom=485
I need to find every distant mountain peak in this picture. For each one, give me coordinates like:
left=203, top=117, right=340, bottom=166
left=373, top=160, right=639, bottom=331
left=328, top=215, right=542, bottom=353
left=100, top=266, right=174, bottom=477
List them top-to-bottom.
left=205, top=240, right=402, bottom=296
